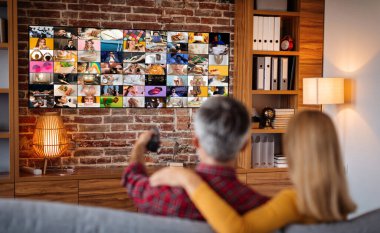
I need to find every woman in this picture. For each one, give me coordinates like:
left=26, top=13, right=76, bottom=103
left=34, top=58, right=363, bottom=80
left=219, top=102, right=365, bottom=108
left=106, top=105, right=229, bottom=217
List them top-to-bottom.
left=35, top=38, right=50, bottom=50
left=84, top=39, right=95, bottom=52
left=150, top=110, right=356, bottom=233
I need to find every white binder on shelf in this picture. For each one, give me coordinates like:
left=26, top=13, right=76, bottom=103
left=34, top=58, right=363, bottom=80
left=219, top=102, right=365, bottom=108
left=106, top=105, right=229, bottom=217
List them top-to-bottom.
left=253, top=16, right=259, bottom=50
left=257, top=16, right=263, bottom=50
left=262, top=17, right=270, bottom=51
left=268, top=17, right=275, bottom=51
left=274, top=17, right=281, bottom=51
left=264, top=56, right=271, bottom=90
left=256, top=57, right=265, bottom=90
left=271, top=57, right=278, bottom=90
left=280, top=57, right=288, bottom=90
left=252, top=136, right=261, bottom=168
left=261, top=136, right=268, bottom=167
left=267, top=136, right=275, bottom=167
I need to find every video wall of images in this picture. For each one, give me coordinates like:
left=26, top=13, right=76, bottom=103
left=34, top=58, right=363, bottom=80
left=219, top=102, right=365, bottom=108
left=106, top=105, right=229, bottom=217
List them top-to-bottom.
left=28, top=26, right=230, bottom=108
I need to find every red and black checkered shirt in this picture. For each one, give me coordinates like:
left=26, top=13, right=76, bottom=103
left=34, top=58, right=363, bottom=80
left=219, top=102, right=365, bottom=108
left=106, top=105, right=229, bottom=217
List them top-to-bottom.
left=122, top=162, right=269, bottom=221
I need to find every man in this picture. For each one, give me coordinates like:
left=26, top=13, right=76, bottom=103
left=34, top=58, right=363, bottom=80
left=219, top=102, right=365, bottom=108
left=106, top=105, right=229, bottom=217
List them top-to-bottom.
left=63, top=40, right=77, bottom=50
left=122, top=96, right=269, bottom=220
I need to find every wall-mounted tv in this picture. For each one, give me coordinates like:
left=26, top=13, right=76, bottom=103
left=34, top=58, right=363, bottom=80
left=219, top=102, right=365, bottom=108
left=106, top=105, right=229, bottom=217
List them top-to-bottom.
left=28, top=26, right=230, bottom=108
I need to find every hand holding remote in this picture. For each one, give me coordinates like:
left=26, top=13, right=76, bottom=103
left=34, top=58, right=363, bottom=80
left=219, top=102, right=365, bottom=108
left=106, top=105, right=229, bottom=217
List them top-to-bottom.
left=146, top=127, right=160, bottom=152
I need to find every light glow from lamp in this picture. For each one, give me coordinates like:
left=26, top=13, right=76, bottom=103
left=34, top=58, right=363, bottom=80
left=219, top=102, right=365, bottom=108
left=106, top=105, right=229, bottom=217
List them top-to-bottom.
left=303, top=78, right=345, bottom=105
left=32, top=113, right=69, bottom=159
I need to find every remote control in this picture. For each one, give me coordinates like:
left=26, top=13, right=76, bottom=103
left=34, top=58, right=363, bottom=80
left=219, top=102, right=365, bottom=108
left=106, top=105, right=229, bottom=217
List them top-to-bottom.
left=147, top=127, right=160, bottom=152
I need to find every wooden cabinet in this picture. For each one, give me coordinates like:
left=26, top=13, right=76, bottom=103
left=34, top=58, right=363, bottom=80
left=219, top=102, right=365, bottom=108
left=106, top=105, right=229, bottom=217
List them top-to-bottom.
left=0, top=0, right=17, bottom=184
left=247, top=169, right=292, bottom=197
left=79, top=179, right=137, bottom=211
left=15, top=180, right=78, bottom=204
left=0, top=183, right=14, bottom=198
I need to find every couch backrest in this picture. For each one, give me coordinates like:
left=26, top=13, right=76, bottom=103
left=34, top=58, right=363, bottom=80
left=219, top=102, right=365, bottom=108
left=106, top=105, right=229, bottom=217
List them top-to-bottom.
left=0, top=199, right=213, bottom=233
left=283, top=209, right=380, bottom=233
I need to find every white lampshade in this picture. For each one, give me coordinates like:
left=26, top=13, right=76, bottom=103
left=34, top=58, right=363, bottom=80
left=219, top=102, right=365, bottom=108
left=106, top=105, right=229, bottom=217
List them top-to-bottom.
left=303, top=78, right=345, bottom=104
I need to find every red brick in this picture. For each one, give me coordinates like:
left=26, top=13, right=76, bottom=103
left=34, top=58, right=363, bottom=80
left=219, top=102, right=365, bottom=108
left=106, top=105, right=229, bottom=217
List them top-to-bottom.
left=62, top=0, right=78, bottom=3
left=81, top=0, right=110, bottom=4
left=111, top=0, right=126, bottom=4
left=125, top=0, right=155, bottom=7
left=162, top=0, right=184, bottom=8
left=32, top=2, right=67, bottom=10
left=199, top=2, right=217, bottom=9
left=68, top=4, right=99, bottom=12
left=216, top=4, right=230, bottom=11
left=101, top=5, right=131, bottom=13
left=133, top=7, right=161, bottom=15
left=165, top=8, right=193, bottom=16
left=194, top=9, right=222, bottom=17
left=28, top=10, right=61, bottom=18
left=62, top=11, right=79, bottom=19
left=223, top=11, right=234, bottom=18
left=79, top=12, right=110, bottom=20
left=111, top=13, right=126, bottom=21
left=125, top=14, right=156, bottom=22
left=186, top=17, right=200, bottom=24
left=201, top=17, right=217, bottom=25
left=35, top=18, right=68, bottom=26
left=217, top=18, right=230, bottom=26
left=101, top=21, right=133, bottom=29
left=132, top=22, right=162, bottom=30
left=163, top=24, right=184, bottom=31
left=183, top=24, right=211, bottom=32
left=212, top=26, right=234, bottom=33
left=62, top=108, right=78, bottom=115
left=79, top=108, right=110, bottom=115
left=112, top=109, right=127, bottom=116
left=19, top=116, right=37, bottom=124
left=63, top=116, right=102, bottom=124
left=104, top=116, right=133, bottom=123
left=134, top=116, right=151, bottom=123
left=151, top=116, right=174, bottom=123
left=176, top=116, right=190, bottom=124
left=158, top=123, right=175, bottom=132
left=176, top=123, right=190, bottom=131
left=65, top=124, right=79, bottom=132
left=79, top=124, right=110, bottom=132
left=111, top=124, right=127, bottom=131
left=129, top=124, right=157, bottom=131
left=105, top=132, right=136, bottom=139
left=72, top=133, right=105, bottom=140
left=77, top=140, right=110, bottom=147
left=110, top=140, right=128, bottom=147
left=104, top=148, right=131, bottom=156
left=74, top=149, right=103, bottom=157
left=112, top=155, right=128, bottom=163
left=96, top=156, right=112, bottom=164
left=62, top=157, right=79, bottom=166
left=80, top=157, right=98, bottom=164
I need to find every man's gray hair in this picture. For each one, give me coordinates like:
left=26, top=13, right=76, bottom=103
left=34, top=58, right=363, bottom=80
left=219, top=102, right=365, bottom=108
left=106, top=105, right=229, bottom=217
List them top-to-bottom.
left=194, top=96, right=250, bottom=162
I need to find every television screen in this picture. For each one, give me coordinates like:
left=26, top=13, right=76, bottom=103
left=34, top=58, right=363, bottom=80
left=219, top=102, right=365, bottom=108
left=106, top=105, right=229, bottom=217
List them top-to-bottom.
left=28, top=26, right=230, bottom=108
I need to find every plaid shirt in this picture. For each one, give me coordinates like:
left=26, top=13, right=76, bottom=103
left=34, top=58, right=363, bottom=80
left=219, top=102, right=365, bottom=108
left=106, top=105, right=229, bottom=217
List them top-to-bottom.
left=122, top=162, right=269, bottom=221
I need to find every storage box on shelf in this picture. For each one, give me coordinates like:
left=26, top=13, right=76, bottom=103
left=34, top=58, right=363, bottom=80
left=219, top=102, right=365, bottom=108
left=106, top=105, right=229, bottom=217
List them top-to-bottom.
left=234, top=0, right=324, bottom=194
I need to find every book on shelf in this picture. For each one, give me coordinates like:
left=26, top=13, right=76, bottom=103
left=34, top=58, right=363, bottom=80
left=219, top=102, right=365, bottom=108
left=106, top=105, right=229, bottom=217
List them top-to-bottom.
left=253, top=16, right=281, bottom=51
left=0, top=18, right=7, bottom=43
left=253, top=56, right=296, bottom=91
left=273, top=108, right=295, bottom=129
left=251, top=135, right=275, bottom=168
left=274, top=154, right=288, bottom=168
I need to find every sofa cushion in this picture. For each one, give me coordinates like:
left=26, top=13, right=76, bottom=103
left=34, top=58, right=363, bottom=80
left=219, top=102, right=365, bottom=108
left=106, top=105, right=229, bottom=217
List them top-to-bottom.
left=0, top=199, right=213, bottom=233
left=283, top=209, right=380, bottom=233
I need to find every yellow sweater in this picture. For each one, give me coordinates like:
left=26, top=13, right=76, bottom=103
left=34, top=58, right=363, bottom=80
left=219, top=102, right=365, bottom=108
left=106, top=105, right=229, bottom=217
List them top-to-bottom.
left=190, top=182, right=316, bottom=233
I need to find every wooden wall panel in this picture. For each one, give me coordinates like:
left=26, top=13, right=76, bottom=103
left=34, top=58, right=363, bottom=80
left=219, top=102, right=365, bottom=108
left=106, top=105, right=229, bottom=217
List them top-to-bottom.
left=299, top=0, right=325, bottom=111
left=247, top=171, right=292, bottom=197
left=79, top=179, right=137, bottom=212
left=15, top=180, right=78, bottom=204
left=0, top=183, right=14, bottom=198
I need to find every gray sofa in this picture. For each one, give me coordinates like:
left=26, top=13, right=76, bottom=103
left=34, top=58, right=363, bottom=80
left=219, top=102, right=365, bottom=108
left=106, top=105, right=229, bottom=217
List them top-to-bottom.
left=0, top=198, right=379, bottom=233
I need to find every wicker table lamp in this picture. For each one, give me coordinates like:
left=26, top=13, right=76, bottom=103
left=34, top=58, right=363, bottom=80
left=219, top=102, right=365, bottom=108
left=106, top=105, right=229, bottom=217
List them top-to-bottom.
left=32, top=112, right=69, bottom=174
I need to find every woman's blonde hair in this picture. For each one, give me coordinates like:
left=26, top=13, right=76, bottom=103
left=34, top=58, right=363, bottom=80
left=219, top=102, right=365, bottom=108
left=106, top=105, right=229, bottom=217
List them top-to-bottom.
left=284, top=110, right=356, bottom=221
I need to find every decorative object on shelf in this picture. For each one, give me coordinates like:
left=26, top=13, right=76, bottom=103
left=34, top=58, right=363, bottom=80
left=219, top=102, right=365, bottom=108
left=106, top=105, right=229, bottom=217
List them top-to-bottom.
left=280, top=35, right=294, bottom=51
left=303, top=77, right=345, bottom=105
left=261, top=107, right=275, bottom=129
left=32, top=112, right=69, bottom=174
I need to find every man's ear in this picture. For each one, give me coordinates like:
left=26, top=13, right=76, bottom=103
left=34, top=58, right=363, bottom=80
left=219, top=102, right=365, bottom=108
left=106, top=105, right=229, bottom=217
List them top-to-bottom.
left=193, top=136, right=200, bottom=149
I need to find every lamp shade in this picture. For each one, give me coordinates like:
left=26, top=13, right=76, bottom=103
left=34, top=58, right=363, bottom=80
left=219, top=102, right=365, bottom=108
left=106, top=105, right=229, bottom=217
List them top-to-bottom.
left=303, top=78, right=344, bottom=104
left=32, top=112, right=69, bottom=158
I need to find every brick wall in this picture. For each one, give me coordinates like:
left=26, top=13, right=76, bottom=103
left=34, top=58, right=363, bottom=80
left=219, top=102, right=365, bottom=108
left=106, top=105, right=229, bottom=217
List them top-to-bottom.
left=18, top=0, right=235, bottom=168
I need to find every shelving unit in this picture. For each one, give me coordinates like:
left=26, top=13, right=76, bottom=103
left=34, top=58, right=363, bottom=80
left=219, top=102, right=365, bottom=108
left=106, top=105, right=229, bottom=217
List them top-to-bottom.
left=0, top=0, right=16, bottom=188
left=234, top=0, right=324, bottom=180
